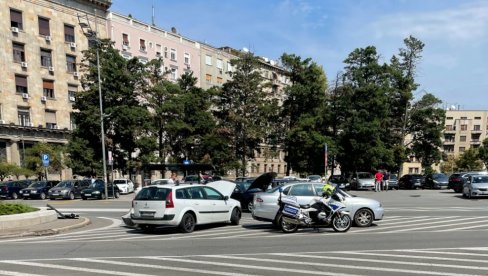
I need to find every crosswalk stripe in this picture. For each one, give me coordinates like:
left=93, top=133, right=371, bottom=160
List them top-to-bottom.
left=353, top=216, right=460, bottom=232
left=376, top=216, right=448, bottom=226
left=378, top=217, right=485, bottom=233
left=434, top=223, right=488, bottom=232
left=402, top=250, right=488, bottom=257
left=336, top=251, right=488, bottom=264
left=146, top=256, right=360, bottom=276
left=0, top=270, right=47, bottom=276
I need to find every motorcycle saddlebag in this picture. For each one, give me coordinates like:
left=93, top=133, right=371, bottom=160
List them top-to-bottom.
left=282, top=204, right=300, bottom=218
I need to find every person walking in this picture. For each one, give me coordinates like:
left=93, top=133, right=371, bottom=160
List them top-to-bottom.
left=374, top=170, right=384, bottom=192
left=383, top=171, right=390, bottom=191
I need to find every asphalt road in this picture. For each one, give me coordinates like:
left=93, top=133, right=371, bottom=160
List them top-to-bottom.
left=1, top=188, right=488, bottom=275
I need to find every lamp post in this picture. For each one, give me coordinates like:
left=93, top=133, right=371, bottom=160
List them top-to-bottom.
left=78, top=12, right=108, bottom=199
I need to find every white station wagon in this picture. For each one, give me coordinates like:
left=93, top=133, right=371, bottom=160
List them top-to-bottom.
left=131, top=181, right=241, bottom=233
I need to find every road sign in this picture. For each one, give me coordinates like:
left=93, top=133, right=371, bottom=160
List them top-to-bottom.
left=42, top=153, right=49, bottom=167
left=183, top=160, right=190, bottom=165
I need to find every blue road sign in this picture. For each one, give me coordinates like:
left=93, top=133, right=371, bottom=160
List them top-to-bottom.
left=42, top=153, right=49, bottom=167
left=183, top=160, right=190, bottom=165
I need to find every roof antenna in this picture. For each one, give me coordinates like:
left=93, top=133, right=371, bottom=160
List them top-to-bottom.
left=151, top=0, right=155, bottom=26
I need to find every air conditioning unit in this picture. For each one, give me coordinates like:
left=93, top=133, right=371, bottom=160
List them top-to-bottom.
left=11, top=27, right=19, bottom=33
left=45, top=35, right=52, bottom=42
left=69, top=42, right=76, bottom=48
left=122, top=44, right=128, bottom=50
left=21, top=62, right=28, bottom=68
left=48, top=66, right=54, bottom=72
left=73, top=72, right=79, bottom=77
left=22, top=93, right=29, bottom=99
left=41, top=96, right=47, bottom=102
left=69, top=96, right=76, bottom=102
left=0, top=120, right=5, bottom=124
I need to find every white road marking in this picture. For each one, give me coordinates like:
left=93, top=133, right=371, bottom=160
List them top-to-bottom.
left=379, top=217, right=487, bottom=233
left=402, top=249, right=488, bottom=257
left=336, top=251, right=488, bottom=264
left=0, top=271, right=46, bottom=276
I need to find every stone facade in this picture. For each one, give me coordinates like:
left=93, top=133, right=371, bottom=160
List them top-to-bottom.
left=0, top=0, right=110, bottom=179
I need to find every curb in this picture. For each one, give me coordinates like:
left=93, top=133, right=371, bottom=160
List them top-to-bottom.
left=0, top=217, right=91, bottom=239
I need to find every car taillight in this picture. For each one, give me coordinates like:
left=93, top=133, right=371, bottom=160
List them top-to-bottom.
left=166, top=191, right=174, bottom=208
left=256, top=198, right=263, bottom=203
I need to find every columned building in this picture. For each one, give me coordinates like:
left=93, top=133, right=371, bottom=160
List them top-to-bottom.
left=0, top=0, right=111, bottom=179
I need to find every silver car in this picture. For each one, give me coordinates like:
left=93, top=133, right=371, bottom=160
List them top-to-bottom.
left=350, top=172, right=375, bottom=190
left=463, top=174, right=488, bottom=198
left=252, top=182, right=384, bottom=227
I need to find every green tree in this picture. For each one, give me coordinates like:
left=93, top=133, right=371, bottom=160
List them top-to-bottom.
left=213, top=52, right=279, bottom=176
left=280, top=53, right=329, bottom=175
left=478, top=138, right=488, bottom=170
left=24, top=143, right=64, bottom=180
left=456, top=148, right=483, bottom=171
left=440, top=155, right=458, bottom=174
left=0, top=162, right=16, bottom=181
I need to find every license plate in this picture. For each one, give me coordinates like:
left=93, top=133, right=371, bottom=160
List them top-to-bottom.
left=52, top=193, right=59, bottom=196
left=24, top=194, right=29, bottom=196
left=85, top=194, right=91, bottom=196
left=140, top=212, right=154, bottom=218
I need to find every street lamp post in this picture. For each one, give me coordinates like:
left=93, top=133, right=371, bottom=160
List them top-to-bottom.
left=78, top=12, right=108, bottom=199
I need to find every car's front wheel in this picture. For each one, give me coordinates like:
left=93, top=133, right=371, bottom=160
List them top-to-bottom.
left=114, top=191, right=120, bottom=199
left=11, top=192, right=18, bottom=200
left=40, top=192, right=46, bottom=200
left=68, top=192, right=75, bottom=200
left=230, top=208, right=241, bottom=225
left=354, top=208, right=373, bottom=227
left=179, top=212, right=196, bottom=233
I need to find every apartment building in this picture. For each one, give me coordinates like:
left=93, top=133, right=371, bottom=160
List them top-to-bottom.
left=0, top=0, right=110, bottom=177
left=106, top=12, right=201, bottom=85
left=199, top=44, right=237, bottom=90
left=443, top=109, right=488, bottom=156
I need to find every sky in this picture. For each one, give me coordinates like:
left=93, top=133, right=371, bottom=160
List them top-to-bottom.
left=111, top=0, right=488, bottom=110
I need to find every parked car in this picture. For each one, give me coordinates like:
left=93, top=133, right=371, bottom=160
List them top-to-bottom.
left=232, top=172, right=276, bottom=212
left=350, top=172, right=375, bottom=190
left=449, top=172, right=488, bottom=193
left=423, top=173, right=449, bottom=189
left=387, top=174, right=399, bottom=190
left=398, top=174, right=423, bottom=189
left=463, top=174, right=488, bottom=198
left=182, top=175, right=201, bottom=184
left=307, top=175, right=322, bottom=182
left=328, top=175, right=350, bottom=190
left=113, top=178, right=134, bottom=194
left=49, top=179, right=90, bottom=200
left=151, top=179, right=175, bottom=185
left=0, top=180, right=33, bottom=199
left=21, top=180, right=59, bottom=200
left=130, top=180, right=241, bottom=233
left=81, top=181, right=120, bottom=200
left=252, top=182, right=384, bottom=227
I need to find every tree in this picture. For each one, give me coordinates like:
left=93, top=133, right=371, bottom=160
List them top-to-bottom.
left=213, top=52, right=279, bottom=176
left=280, top=53, right=329, bottom=175
left=478, top=138, right=488, bottom=170
left=24, top=143, right=64, bottom=180
left=456, top=148, right=483, bottom=171
left=440, top=155, right=458, bottom=174
left=0, top=162, right=16, bottom=181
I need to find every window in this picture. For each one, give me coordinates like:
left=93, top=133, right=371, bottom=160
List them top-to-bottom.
left=10, top=9, right=23, bottom=30
left=38, top=17, right=50, bottom=36
left=64, top=24, right=75, bottom=42
left=122, top=33, right=129, bottom=46
left=139, top=39, right=146, bottom=51
left=12, top=42, right=25, bottom=63
left=149, top=42, right=153, bottom=49
left=164, top=47, right=168, bottom=58
left=170, top=48, right=176, bottom=61
left=40, top=49, right=52, bottom=67
left=184, top=53, right=190, bottom=64
left=66, top=55, right=76, bottom=72
left=205, top=55, right=212, bottom=65
left=216, top=59, right=223, bottom=69
left=170, top=67, right=178, bottom=80
left=205, top=74, right=212, bottom=84
left=15, top=75, right=28, bottom=94
left=217, top=77, right=223, bottom=85
left=43, top=80, right=54, bottom=98
left=68, top=85, right=77, bottom=100
left=17, top=107, right=30, bottom=126
left=45, top=110, right=57, bottom=129
left=70, top=113, right=76, bottom=130
left=474, top=116, right=481, bottom=120
left=446, top=117, right=453, bottom=120
left=460, top=117, right=467, bottom=120
left=460, top=124, right=467, bottom=131
left=445, top=125, right=453, bottom=131
left=474, top=125, right=481, bottom=131
left=460, top=136, right=466, bottom=142
left=459, top=147, right=466, bottom=153
left=256, top=164, right=260, bottom=173
left=289, top=184, right=315, bottom=196
left=188, top=187, right=204, bottom=199
left=203, top=187, right=222, bottom=200
left=175, top=188, right=190, bottom=199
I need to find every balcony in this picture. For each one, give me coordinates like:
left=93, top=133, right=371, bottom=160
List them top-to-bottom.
left=471, top=140, right=481, bottom=145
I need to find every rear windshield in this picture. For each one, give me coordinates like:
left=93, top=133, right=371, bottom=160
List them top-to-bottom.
left=358, top=173, right=372, bottom=179
left=433, top=174, right=448, bottom=181
left=135, top=187, right=170, bottom=200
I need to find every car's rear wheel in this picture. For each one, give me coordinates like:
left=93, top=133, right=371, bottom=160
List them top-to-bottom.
left=114, top=191, right=120, bottom=199
left=11, top=192, right=18, bottom=200
left=40, top=192, right=46, bottom=200
left=69, top=192, right=75, bottom=200
left=101, top=193, right=106, bottom=200
left=247, top=201, right=254, bottom=212
left=230, top=208, right=241, bottom=225
left=354, top=208, right=373, bottom=227
left=179, top=212, right=196, bottom=233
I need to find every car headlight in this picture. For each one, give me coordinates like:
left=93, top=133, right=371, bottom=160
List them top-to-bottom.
left=31, top=190, right=37, bottom=194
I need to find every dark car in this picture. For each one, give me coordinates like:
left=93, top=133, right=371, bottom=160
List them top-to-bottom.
left=232, top=172, right=276, bottom=212
left=423, top=173, right=449, bottom=189
left=387, top=174, right=399, bottom=190
left=398, top=174, right=423, bottom=189
left=328, top=175, right=350, bottom=190
left=49, top=179, right=90, bottom=200
left=0, top=180, right=33, bottom=199
left=20, top=180, right=59, bottom=200
left=81, top=181, right=120, bottom=200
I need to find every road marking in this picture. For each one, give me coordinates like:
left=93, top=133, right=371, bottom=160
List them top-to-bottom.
left=353, top=216, right=460, bottom=232
left=375, top=216, right=445, bottom=226
left=379, top=217, right=487, bottom=233
left=434, top=223, right=488, bottom=232
left=402, top=249, right=488, bottom=257
left=336, top=251, right=488, bottom=264
left=200, top=255, right=479, bottom=276
left=146, top=256, right=360, bottom=276
left=69, top=258, right=254, bottom=276
left=0, top=270, right=46, bottom=276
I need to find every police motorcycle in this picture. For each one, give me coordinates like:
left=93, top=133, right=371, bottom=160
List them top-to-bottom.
left=277, top=186, right=352, bottom=233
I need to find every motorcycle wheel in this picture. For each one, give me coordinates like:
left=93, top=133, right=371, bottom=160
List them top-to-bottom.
left=332, top=214, right=352, bottom=232
left=280, top=217, right=298, bottom=233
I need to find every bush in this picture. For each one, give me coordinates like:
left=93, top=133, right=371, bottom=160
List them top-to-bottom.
left=0, top=203, right=38, bottom=216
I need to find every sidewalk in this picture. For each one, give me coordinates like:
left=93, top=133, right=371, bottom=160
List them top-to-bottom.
left=0, top=216, right=90, bottom=239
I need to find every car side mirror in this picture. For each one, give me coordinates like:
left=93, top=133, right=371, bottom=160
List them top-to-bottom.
left=223, top=195, right=229, bottom=200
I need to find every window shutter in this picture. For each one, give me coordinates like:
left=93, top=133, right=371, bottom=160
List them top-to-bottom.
left=39, top=18, right=50, bottom=35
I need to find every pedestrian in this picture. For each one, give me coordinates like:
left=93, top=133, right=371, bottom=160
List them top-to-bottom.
left=374, top=170, right=383, bottom=192
left=383, top=171, right=390, bottom=192
left=171, top=172, right=180, bottom=186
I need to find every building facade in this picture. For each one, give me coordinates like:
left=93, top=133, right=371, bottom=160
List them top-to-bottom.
left=0, top=0, right=111, bottom=178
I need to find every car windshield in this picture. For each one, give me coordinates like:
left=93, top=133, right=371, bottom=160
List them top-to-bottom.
left=358, top=173, right=372, bottom=179
left=433, top=174, right=448, bottom=181
left=308, top=175, right=321, bottom=180
left=389, top=175, right=398, bottom=180
left=329, top=176, right=347, bottom=183
left=472, top=176, right=488, bottom=183
left=113, top=180, right=127, bottom=184
left=55, top=181, right=73, bottom=188
left=28, top=182, right=46, bottom=188
left=89, top=182, right=104, bottom=189
left=267, top=185, right=285, bottom=193
left=135, top=187, right=170, bottom=200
